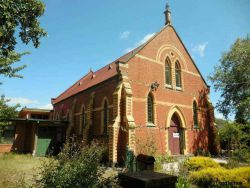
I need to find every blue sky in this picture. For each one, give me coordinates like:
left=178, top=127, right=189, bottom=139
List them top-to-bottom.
left=1, top=0, right=249, bottom=119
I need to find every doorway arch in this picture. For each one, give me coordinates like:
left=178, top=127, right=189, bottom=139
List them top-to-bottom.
left=166, top=106, right=186, bottom=155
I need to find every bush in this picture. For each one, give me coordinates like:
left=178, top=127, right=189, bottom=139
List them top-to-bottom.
left=135, top=133, right=157, bottom=156
left=39, top=140, right=105, bottom=188
left=231, top=148, right=250, bottom=164
left=154, top=154, right=174, bottom=171
left=184, top=157, right=221, bottom=171
left=189, top=166, right=250, bottom=187
left=176, top=176, right=191, bottom=188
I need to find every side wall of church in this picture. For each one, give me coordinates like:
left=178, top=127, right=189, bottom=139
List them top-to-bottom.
left=53, top=76, right=119, bottom=142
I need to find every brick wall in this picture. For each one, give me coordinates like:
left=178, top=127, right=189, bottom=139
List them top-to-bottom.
left=126, top=26, right=212, bottom=155
left=53, top=77, right=119, bottom=139
left=0, top=144, right=12, bottom=153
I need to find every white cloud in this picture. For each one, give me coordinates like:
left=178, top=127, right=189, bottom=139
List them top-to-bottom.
left=120, top=31, right=130, bottom=39
left=123, top=32, right=156, bottom=53
left=136, top=33, right=156, bottom=46
left=192, top=42, right=208, bottom=57
left=123, top=47, right=133, bottom=53
left=7, top=97, right=53, bottom=110
left=8, top=97, right=39, bottom=105
left=38, top=103, right=53, bottom=110
left=214, top=110, right=224, bottom=119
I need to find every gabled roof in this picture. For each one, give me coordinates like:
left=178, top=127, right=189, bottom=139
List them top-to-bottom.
left=53, top=24, right=208, bottom=104
left=53, top=46, right=145, bottom=104
left=53, top=62, right=117, bottom=104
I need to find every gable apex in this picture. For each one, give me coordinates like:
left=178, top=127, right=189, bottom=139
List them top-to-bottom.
left=120, top=25, right=208, bottom=87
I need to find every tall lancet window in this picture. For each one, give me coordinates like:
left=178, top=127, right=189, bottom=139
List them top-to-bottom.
left=165, top=57, right=172, bottom=86
left=175, top=61, right=182, bottom=88
left=147, top=93, right=154, bottom=124
left=103, top=100, right=109, bottom=134
left=193, top=101, right=198, bottom=128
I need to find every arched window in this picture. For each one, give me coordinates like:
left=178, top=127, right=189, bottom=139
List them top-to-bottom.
left=165, top=57, right=172, bottom=85
left=175, top=61, right=182, bottom=88
left=147, top=93, right=154, bottom=124
left=103, top=100, right=109, bottom=134
left=193, top=101, right=198, bottom=128
left=81, top=106, right=86, bottom=134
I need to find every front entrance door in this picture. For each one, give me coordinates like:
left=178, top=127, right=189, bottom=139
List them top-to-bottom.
left=169, top=114, right=182, bottom=155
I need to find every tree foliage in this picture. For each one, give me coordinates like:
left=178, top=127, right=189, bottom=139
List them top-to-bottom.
left=0, top=0, right=47, bottom=79
left=209, top=37, right=250, bottom=123
left=0, top=95, right=19, bottom=126
left=0, top=95, right=19, bottom=142
left=218, top=121, right=250, bottom=163
left=219, top=122, right=242, bottom=151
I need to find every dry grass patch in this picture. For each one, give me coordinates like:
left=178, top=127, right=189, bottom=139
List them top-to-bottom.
left=0, top=153, right=45, bottom=187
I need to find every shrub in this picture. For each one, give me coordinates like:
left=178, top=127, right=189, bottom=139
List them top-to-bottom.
left=135, top=133, right=157, bottom=156
left=39, top=140, right=105, bottom=188
left=231, top=148, right=250, bottom=164
left=155, top=154, right=175, bottom=171
left=184, top=157, right=221, bottom=171
left=225, top=159, right=241, bottom=169
left=189, top=166, right=250, bottom=187
left=176, top=176, right=191, bottom=188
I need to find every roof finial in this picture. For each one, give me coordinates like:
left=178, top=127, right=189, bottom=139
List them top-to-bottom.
left=164, top=1, right=172, bottom=25
left=166, top=1, right=170, bottom=10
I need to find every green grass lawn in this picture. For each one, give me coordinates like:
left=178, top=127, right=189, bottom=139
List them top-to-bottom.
left=0, top=153, right=45, bottom=188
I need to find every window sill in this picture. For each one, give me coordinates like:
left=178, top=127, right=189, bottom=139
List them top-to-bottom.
left=165, top=84, right=173, bottom=89
left=176, top=87, right=183, bottom=91
left=147, top=123, right=156, bottom=127
left=193, top=126, right=200, bottom=130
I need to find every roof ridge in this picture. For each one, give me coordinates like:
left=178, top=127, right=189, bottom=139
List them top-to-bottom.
left=117, top=25, right=169, bottom=63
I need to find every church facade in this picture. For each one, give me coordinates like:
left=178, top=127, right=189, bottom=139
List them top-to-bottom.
left=52, top=5, right=216, bottom=164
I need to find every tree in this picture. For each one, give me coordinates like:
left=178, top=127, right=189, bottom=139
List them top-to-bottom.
left=0, top=0, right=47, bottom=79
left=0, top=0, right=47, bottom=141
left=210, top=37, right=250, bottom=124
left=0, top=95, right=19, bottom=142
left=0, top=95, right=19, bottom=123
left=215, top=118, right=228, bottom=129
left=218, top=122, right=250, bottom=163
left=219, top=122, right=241, bottom=151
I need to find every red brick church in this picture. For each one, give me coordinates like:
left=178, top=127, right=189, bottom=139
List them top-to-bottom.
left=52, top=4, right=216, bottom=164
